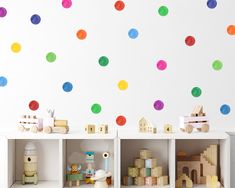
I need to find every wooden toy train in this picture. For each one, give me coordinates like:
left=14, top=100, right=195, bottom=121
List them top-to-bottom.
left=179, top=105, right=209, bottom=134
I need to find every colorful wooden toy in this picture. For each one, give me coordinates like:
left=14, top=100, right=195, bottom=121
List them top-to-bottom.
left=179, top=105, right=209, bottom=133
left=18, top=115, right=41, bottom=133
left=85, top=124, right=96, bottom=134
left=98, top=124, right=108, bottom=134
left=164, top=124, right=173, bottom=133
left=22, top=143, right=38, bottom=185
left=140, top=149, right=152, bottom=159
left=84, top=151, right=95, bottom=184
left=134, top=158, right=145, bottom=168
left=145, top=158, right=157, bottom=168
left=66, top=164, right=83, bottom=187
left=151, top=166, right=162, bottom=177
left=128, top=167, right=139, bottom=177
left=140, top=168, right=151, bottom=177
left=90, top=169, right=111, bottom=188
left=122, top=176, right=133, bottom=185
left=158, top=176, right=168, bottom=186
left=134, top=177, right=145, bottom=186
left=145, top=177, right=157, bottom=185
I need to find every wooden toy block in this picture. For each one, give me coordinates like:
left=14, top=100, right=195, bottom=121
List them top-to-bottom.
left=191, top=105, right=205, bottom=116
left=138, top=117, right=156, bottom=133
left=54, top=120, right=68, bottom=127
left=85, top=124, right=96, bottom=134
left=98, top=124, right=108, bottom=134
left=164, top=124, right=173, bottom=133
left=44, top=126, right=69, bottom=134
left=152, top=127, right=157, bottom=133
left=140, top=149, right=152, bottom=159
left=134, top=158, right=145, bottom=168
left=145, top=158, right=157, bottom=168
left=151, top=166, right=162, bottom=177
left=128, top=167, right=139, bottom=177
left=140, top=168, right=151, bottom=177
left=176, top=174, right=192, bottom=188
left=122, top=176, right=133, bottom=185
left=158, top=176, right=168, bottom=186
left=206, top=176, right=218, bottom=188
left=134, top=177, right=145, bottom=186
left=145, top=177, right=157, bottom=185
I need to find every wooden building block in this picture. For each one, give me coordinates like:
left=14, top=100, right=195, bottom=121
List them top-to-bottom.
left=54, top=120, right=68, bottom=127
left=85, top=124, right=95, bottom=134
left=98, top=124, right=108, bottom=134
left=164, top=124, right=172, bottom=133
left=140, top=149, right=152, bottom=159
left=134, top=158, right=145, bottom=168
left=145, top=158, right=157, bottom=168
left=151, top=166, right=162, bottom=177
left=128, top=167, right=139, bottom=177
left=140, top=168, right=151, bottom=177
left=206, top=175, right=219, bottom=188
left=122, top=176, right=133, bottom=185
left=158, top=176, right=168, bottom=186
left=134, top=177, right=145, bottom=186
left=145, top=177, right=157, bottom=185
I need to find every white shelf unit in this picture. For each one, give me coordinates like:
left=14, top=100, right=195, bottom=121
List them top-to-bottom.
left=1, top=130, right=117, bottom=188
left=118, top=130, right=230, bottom=188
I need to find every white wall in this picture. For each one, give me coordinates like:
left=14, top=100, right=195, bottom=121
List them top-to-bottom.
left=0, top=0, right=235, bottom=132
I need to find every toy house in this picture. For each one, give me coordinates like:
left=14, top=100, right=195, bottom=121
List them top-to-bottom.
left=138, top=117, right=157, bottom=134
left=176, top=145, right=219, bottom=187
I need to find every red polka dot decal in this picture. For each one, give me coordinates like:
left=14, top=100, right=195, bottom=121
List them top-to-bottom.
left=114, top=1, right=125, bottom=11
left=185, top=36, right=196, bottom=46
left=29, top=100, right=39, bottom=111
left=116, top=115, right=126, bottom=126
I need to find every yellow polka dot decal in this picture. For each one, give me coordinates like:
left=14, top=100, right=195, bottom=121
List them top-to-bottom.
left=11, top=42, right=21, bottom=53
left=118, top=80, right=128, bottom=90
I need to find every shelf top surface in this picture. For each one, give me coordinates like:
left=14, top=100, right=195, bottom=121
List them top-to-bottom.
left=1, top=129, right=117, bottom=139
left=118, top=129, right=229, bottom=140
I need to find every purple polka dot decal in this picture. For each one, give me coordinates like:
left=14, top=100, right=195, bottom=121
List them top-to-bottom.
left=0, top=7, right=7, bottom=17
left=156, top=60, right=167, bottom=71
left=154, top=100, right=164, bottom=111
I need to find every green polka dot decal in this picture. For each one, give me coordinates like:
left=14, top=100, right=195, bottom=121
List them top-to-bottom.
left=158, top=6, right=169, bottom=16
left=46, top=52, right=56, bottom=63
left=99, top=56, right=109, bottom=67
left=212, top=60, right=223, bottom=71
left=191, top=87, right=202, bottom=97
left=91, top=103, right=102, bottom=114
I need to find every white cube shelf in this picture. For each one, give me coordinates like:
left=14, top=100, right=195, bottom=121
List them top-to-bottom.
left=0, top=130, right=231, bottom=188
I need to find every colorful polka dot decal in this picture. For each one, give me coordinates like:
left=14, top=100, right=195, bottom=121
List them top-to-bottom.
left=62, top=0, right=72, bottom=9
left=207, top=0, right=217, bottom=9
left=115, top=1, right=125, bottom=11
left=158, top=6, right=169, bottom=16
left=0, top=7, right=7, bottom=17
left=31, top=14, right=41, bottom=25
left=227, top=25, right=235, bottom=35
left=128, top=28, right=139, bottom=39
left=77, top=29, right=87, bottom=40
left=185, top=36, right=195, bottom=46
left=11, top=42, right=21, bottom=53
left=46, top=52, right=56, bottom=62
left=99, top=56, right=109, bottom=67
left=156, top=60, right=167, bottom=71
left=212, top=60, right=223, bottom=71
left=0, top=76, right=8, bottom=87
left=118, top=80, right=128, bottom=90
left=63, top=82, right=73, bottom=92
left=191, top=87, right=202, bottom=97
left=29, top=100, right=39, bottom=111
left=154, top=100, right=164, bottom=111
left=91, top=103, right=102, bottom=114
left=220, top=104, right=230, bottom=115
left=116, top=115, right=126, bottom=126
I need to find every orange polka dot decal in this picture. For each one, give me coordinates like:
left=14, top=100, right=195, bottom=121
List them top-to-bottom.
left=76, top=29, right=87, bottom=40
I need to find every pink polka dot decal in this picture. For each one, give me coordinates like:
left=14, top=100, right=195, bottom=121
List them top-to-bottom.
left=62, top=0, right=72, bottom=8
left=185, top=36, right=196, bottom=46
left=156, top=60, right=167, bottom=71
left=29, top=100, right=39, bottom=111
left=154, top=100, right=164, bottom=111
left=116, top=115, right=126, bottom=126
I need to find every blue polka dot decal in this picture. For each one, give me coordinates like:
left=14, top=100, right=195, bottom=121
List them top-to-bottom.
left=31, top=14, right=41, bottom=25
left=128, top=28, right=139, bottom=39
left=0, top=76, right=8, bottom=87
left=63, top=82, right=73, bottom=92
left=220, top=104, right=231, bottom=115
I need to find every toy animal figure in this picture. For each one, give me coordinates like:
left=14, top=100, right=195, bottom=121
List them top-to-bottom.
left=22, top=143, right=38, bottom=185
left=84, top=151, right=95, bottom=184
left=66, top=164, right=83, bottom=187
left=91, top=169, right=111, bottom=188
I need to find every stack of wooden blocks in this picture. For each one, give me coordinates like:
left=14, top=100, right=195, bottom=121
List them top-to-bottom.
left=122, top=149, right=168, bottom=186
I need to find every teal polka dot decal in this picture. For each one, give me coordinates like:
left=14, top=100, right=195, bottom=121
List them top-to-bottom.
left=158, top=6, right=169, bottom=16
left=46, top=52, right=56, bottom=63
left=99, top=56, right=109, bottom=67
left=212, top=60, right=223, bottom=71
left=0, top=76, right=8, bottom=87
left=63, top=82, right=73, bottom=92
left=191, top=87, right=202, bottom=97
left=91, top=103, right=102, bottom=114
left=220, top=104, right=231, bottom=115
